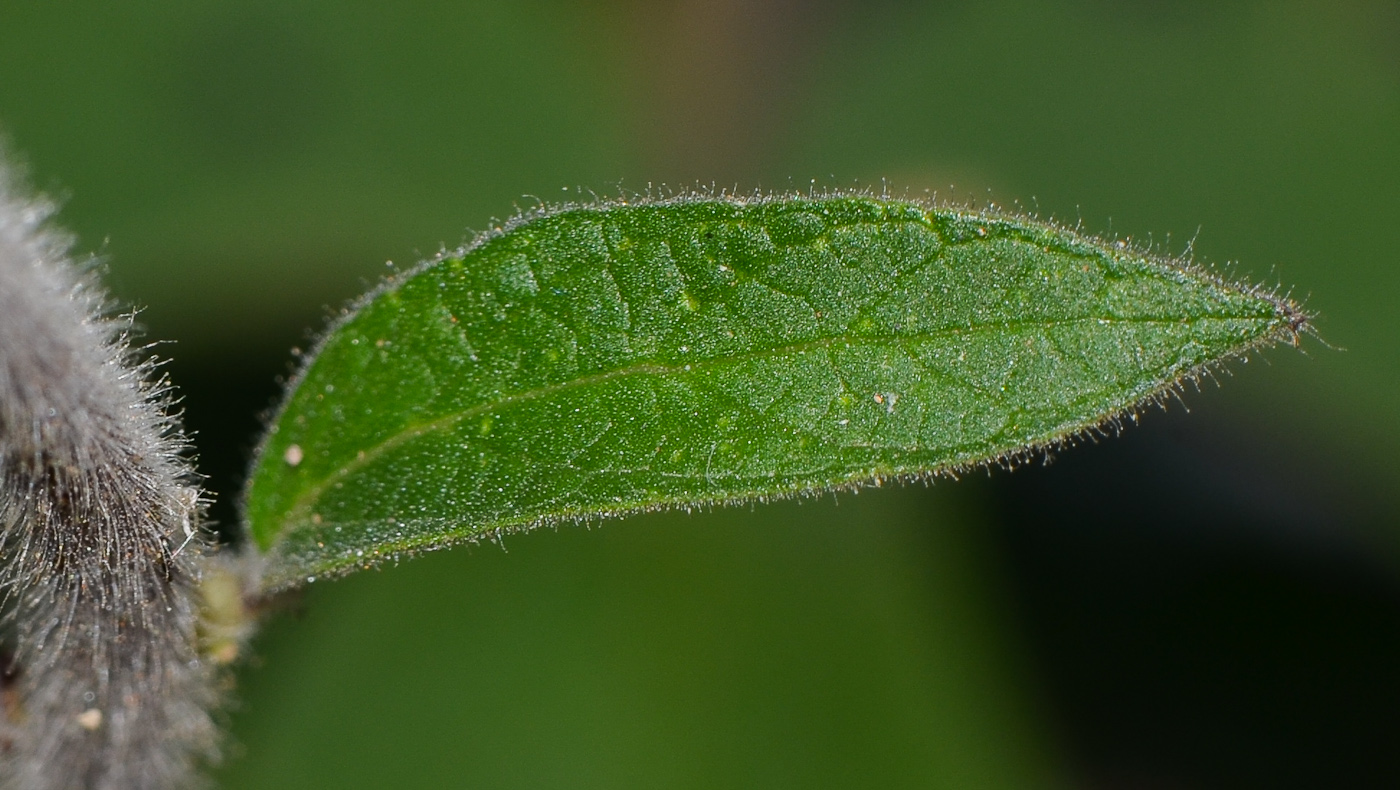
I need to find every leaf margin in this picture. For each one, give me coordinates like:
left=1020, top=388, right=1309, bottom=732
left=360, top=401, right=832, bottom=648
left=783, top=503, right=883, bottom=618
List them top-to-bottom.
left=239, top=189, right=1312, bottom=592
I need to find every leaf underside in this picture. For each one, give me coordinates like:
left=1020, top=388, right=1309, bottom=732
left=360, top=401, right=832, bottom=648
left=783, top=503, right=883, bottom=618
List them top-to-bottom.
left=243, top=195, right=1303, bottom=591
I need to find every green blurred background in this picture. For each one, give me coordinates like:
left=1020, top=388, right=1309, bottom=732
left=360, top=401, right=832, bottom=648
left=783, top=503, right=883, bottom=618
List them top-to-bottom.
left=4, top=1, right=1399, bottom=787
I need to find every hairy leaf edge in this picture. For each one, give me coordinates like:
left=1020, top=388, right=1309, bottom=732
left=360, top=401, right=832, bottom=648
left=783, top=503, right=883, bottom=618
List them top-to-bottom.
left=240, top=189, right=1313, bottom=593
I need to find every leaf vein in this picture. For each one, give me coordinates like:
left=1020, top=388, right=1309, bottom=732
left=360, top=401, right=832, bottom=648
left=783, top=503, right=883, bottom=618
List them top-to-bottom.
left=276, top=313, right=1277, bottom=531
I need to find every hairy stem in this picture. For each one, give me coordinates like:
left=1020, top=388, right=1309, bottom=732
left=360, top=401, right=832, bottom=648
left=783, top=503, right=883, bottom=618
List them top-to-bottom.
left=0, top=158, right=221, bottom=789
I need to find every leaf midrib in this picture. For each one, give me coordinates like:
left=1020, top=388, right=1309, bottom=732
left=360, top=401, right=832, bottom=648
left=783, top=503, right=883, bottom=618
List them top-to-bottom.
left=273, top=311, right=1277, bottom=535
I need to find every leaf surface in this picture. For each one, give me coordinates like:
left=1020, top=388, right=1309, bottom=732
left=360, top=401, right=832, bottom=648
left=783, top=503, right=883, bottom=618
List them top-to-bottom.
left=243, top=196, right=1303, bottom=590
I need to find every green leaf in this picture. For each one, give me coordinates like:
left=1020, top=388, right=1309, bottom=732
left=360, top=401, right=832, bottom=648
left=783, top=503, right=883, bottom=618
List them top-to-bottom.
left=242, top=195, right=1304, bottom=591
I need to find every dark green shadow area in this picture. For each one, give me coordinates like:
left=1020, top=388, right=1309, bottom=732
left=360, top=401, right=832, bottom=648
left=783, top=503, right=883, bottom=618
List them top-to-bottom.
left=216, top=487, right=1061, bottom=789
